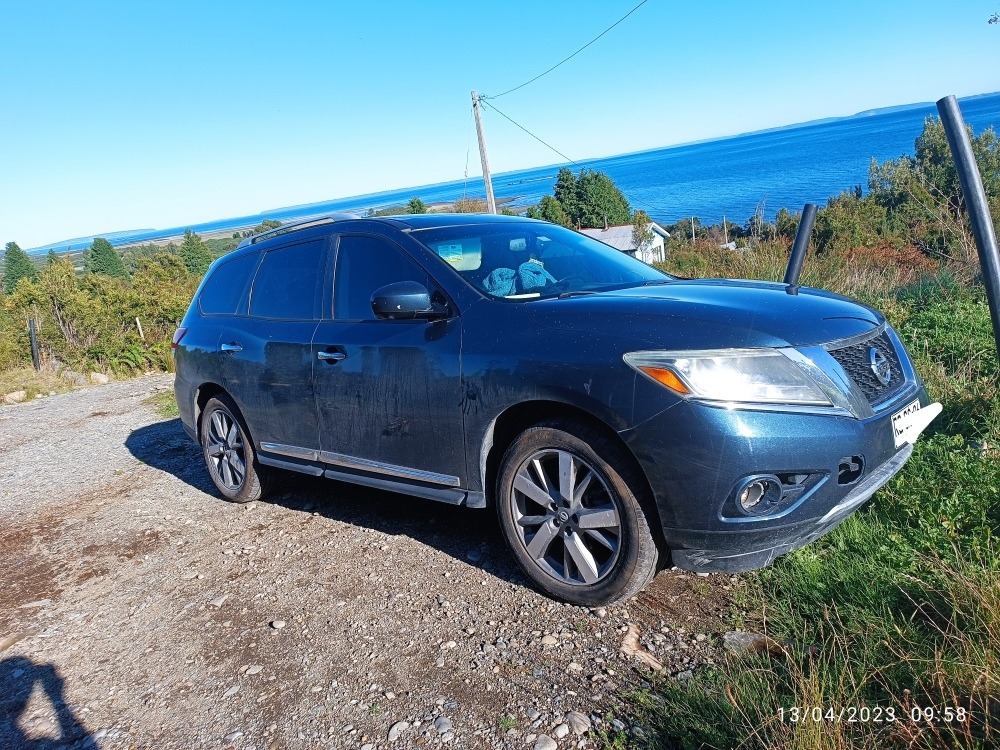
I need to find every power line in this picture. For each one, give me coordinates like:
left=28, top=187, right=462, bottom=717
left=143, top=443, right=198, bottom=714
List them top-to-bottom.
left=484, top=0, right=650, bottom=100
left=478, top=98, right=580, bottom=167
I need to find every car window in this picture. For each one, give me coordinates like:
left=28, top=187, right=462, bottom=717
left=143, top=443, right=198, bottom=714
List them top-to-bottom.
left=415, top=222, right=668, bottom=299
left=333, top=235, right=432, bottom=321
left=249, top=239, right=326, bottom=320
left=199, top=252, right=259, bottom=315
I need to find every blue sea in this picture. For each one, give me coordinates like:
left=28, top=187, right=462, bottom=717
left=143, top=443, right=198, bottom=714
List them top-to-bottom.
left=34, top=92, right=1000, bottom=253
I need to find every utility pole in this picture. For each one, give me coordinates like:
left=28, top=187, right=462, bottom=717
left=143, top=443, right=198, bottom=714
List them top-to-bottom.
left=471, top=91, right=498, bottom=214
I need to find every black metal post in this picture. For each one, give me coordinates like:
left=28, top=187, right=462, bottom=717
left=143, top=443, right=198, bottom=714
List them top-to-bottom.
left=937, top=95, right=1000, bottom=360
left=784, top=203, right=818, bottom=287
left=29, top=318, right=40, bottom=371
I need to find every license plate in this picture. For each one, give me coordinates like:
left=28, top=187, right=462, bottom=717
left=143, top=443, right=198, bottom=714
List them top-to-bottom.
left=891, top=399, right=926, bottom=447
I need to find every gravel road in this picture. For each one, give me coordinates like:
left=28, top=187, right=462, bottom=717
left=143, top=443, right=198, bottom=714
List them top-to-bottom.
left=0, top=375, right=734, bottom=750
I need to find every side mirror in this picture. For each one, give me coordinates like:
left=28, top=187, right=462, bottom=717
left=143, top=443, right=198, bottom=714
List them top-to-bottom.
left=371, top=281, right=446, bottom=320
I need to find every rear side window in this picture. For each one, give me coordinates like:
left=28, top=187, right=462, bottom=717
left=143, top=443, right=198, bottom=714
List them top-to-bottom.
left=333, top=235, right=431, bottom=321
left=250, top=239, right=327, bottom=320
left=198, top=252, right=259, bottom=315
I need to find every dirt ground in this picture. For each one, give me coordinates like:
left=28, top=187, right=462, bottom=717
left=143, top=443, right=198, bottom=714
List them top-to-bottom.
left=0, top=375, right=736, bottom=750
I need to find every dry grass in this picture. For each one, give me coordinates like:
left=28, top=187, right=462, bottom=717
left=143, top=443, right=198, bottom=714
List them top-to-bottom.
left=0, top=366, right=77, bottom=404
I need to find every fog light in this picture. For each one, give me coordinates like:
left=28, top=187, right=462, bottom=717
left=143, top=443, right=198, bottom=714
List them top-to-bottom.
left=736, top=475, right=783, bottom=514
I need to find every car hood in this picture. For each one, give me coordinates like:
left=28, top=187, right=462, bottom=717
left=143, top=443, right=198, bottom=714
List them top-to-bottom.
left=526, top=278, right=883, bottom=349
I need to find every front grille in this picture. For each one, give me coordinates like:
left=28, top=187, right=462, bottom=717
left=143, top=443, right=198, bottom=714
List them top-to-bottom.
left=828, top=330, right=906, bottom=406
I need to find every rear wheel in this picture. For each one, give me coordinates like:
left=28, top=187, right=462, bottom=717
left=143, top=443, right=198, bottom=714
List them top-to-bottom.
left=200, top=395, right=272, bottom=503
left=496, top=420, right=659, bottom=605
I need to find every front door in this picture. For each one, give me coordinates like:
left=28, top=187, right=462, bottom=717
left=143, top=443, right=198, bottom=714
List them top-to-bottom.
left=311, top=234, right=466, bottom=486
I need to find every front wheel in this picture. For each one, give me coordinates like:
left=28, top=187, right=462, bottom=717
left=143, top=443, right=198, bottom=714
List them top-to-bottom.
left=200, top=395, right=273, bottom=503
left=496, top=421, right=659, bottom=605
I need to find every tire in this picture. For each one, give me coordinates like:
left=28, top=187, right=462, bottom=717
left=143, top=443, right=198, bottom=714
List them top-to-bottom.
left=200, top=394, right=273, bottom=504
left=496, top=420, right=659, bottom=606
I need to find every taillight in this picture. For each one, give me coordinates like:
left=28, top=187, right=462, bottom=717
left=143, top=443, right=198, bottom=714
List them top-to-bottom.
left=171, top=327, right=188, bottom=350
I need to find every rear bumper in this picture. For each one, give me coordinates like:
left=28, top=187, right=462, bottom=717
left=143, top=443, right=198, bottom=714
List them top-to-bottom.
left=173, top=372, right=198, bottom=442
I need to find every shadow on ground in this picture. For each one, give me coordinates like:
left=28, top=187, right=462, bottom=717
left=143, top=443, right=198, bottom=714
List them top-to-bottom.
left=124, top=419, right=528, bottom=590
left=0, top=657, right=95, bottom=750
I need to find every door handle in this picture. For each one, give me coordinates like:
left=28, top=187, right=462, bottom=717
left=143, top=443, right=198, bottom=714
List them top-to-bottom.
left=220, top=343, right=243, bottom=353
left=317, top=351, right=347, bottom=362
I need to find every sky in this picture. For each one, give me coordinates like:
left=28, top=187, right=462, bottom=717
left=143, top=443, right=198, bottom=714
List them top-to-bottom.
left=3, top=0, right=999, bottom=250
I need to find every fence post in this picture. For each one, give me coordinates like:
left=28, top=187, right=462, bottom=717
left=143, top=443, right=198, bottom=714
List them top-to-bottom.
left=936, top=95, right=1000, bottom=360
left=135, top=317, right=145, bottom=341
left=28, top=318, right=40, bottom=372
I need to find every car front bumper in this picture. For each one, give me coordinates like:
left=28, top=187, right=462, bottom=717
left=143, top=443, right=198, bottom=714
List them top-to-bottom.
left=621, top=383, right=929, bottom=573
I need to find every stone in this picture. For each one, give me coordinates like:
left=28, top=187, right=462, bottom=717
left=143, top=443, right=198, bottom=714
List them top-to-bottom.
left=89, top=372, right=110, bottom=385
left=3, top=391, right=26, bottom=404
left=209, top=594, right=228, bottom=608
left=270, top=620, right=286, bottom=629
left=723, top=630, right=766, bottom=653
left=540, top=635, right=558, bottom=646
left=440, top=640, right=457, bottom=650
left=246, top=665, right=263, bottom=675
left=223, top=685, right=240, bottom=698
left=564, top=711, right=591, bottom=735
left=433, top=716, right=452, bottom=734
left=387, top=721, right=409, bottom=741
left=553, top=723, right=569, bottom=739
left=224, top=730, right=243, bottom=742
left=534, top=735, right=557, bottom=750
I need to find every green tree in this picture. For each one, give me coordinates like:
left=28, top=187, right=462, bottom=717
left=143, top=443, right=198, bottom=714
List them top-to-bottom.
left=868, top=117, right=1000, bottom=265
left=529, top=167, right=631, bottom=229
left=553, top=168, right=580, bottom=222
left=574, top=170, right=631, bottom=228
left=814, top=190, right=891, bottom=254
left=526, top=195, right=572, bottom=227
left=407, top=197, right=427, bottom=214
left=631, top=210, right=655, bottom=255
left=178, top=230, right=212, bottom=276
left=85, top=237, right=128, bottom=278
left=3, top=241, right=37, bottom=293
left=46, top=249, right=60, bottom=266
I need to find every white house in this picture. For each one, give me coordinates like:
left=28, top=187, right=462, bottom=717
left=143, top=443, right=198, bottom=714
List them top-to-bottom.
left=579, top=222, right=670, bottom=265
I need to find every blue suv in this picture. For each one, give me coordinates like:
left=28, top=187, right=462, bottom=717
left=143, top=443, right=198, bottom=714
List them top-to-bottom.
left=172, top=214, right=939, bottom=605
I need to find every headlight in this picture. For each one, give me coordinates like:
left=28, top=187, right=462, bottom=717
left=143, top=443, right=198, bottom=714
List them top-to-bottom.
left=624, top=349, right=833, bottom=407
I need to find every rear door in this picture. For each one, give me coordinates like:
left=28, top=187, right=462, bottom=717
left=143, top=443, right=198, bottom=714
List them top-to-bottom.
left=311, top=233, right=466, bottom=486
left=221, top=237, right=330, bottom=452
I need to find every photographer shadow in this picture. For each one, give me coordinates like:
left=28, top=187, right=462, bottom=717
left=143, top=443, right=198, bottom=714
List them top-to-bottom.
left=0, top=656, right=94, bottom=750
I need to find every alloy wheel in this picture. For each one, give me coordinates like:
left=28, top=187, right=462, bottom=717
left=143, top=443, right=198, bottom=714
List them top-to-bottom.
left=205, top=408, right=246, bottom=492
left=508, top=449, right=622, bottom=586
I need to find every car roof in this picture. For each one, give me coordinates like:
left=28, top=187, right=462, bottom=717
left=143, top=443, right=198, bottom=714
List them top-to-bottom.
left=232, top=212, right=545, bottom=253
left=383, top=213, right=540, bottom=230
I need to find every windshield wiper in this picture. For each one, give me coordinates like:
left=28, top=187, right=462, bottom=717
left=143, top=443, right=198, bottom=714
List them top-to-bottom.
left=556, top=290, right=599, bottom=299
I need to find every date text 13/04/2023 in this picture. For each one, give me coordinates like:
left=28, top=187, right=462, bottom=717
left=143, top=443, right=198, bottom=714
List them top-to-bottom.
left=778, top=706, right=969, bottom=723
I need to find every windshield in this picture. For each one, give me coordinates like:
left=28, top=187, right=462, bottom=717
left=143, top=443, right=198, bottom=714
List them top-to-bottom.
left=412, top=221, right=671, bottom=300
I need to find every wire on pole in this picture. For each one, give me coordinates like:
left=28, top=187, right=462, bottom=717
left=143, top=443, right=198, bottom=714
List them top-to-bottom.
left=484, top=0, right=650, bottom=100
left=479, top=98, right=580, bottom=167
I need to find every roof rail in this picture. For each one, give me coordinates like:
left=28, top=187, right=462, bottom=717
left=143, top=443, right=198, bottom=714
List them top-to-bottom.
left=238, top=212, right=361, bottom=247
